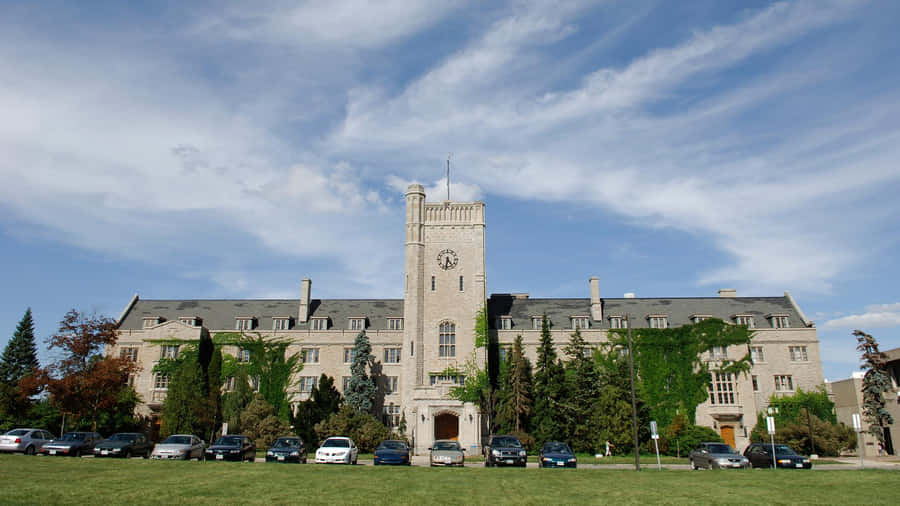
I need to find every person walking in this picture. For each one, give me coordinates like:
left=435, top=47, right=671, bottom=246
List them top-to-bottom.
left=605, top=440, right=614, bottom=457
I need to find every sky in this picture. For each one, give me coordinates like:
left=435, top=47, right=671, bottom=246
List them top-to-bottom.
left=1, top=0, right=898, bottom=382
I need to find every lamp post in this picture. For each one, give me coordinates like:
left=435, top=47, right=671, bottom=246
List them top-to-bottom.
left=626, top=314, right=640, bottom=471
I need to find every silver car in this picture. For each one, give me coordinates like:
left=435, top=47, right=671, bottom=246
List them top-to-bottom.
left=0, top=428, right=54, bottom=455
left=151, top=434, right=205, bottom=460
left=429, top=440, right=465, bottom=467
left=689, top=442, right=750, bottom=469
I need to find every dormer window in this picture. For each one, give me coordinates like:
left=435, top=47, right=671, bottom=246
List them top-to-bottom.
left=691, top=314, right=712, bottom=324
left=767, top=314, right=790, bottom=329
left=648, top=315, right=668, bottom=329
left=733, top=315, right=755, bottom=328
left=142, top=316, right=162, bottom=329
left=179, top=316, right=200, bottom=327
left=531, top=316, right=546, bottom=330
left=571, top=316, right=590, bottom=329
left=608, top=316, right=628, bottom=329
left=235, top=317, right=255, bottom=331
left=273, top=317, right=291, bottom=331
left=310, top=317, right=328, bottom=331
left=496, top=317, right=512, bottom=330
left=349, top=318, right=366, bottom=331
left=388, top=318, right=404, bottom=330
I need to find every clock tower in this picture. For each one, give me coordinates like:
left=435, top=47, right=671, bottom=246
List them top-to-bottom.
left=403, top=184, right=486, bottom=454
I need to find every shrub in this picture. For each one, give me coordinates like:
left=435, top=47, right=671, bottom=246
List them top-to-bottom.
left=240, top=394, right=291, bottom=448
left=314, top=406, right=393, bottom=452
left=749, top=413, right=856, bottom=456
left=658, top=424, right=722, bottom=456
left=508, top=430, right=535, bottom=452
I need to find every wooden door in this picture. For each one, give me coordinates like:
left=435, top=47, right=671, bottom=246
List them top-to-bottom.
left=434, top=413, right=459, bottom=441
left=721, top=426, right=736, bottom=448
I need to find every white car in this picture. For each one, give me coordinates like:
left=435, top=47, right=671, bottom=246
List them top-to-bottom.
left=150, top=434, right=205, bottom=460
left=315, top=437, right=358, bottom=464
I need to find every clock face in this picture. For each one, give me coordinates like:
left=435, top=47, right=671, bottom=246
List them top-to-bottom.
left=437, top=249, right=459, bottom=270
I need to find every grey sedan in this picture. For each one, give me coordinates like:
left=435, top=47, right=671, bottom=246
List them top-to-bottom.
left=0, top=428, right=54, bottom=455
left=151, top=434, right=205, bottom=460
left=429, top=440, right=465, bottom=467
left=689, top=442, right=750, bottom=469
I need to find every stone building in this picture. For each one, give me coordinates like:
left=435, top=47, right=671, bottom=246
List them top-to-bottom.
left=112, top=184, right=825, bottom=453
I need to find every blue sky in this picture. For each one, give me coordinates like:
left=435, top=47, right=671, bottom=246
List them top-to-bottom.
left=1, top=0, right=899, bottom=381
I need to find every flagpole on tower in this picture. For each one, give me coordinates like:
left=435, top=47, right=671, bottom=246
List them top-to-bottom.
left=447, top=153, right=451, bottom=201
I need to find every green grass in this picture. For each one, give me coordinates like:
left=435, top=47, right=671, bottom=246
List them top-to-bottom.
left=2, top=454, right=897, bottom=505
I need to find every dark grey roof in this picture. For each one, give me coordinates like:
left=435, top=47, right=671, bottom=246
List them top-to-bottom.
left=487, top=295, right=805, bottom=330
left=118, top=299, right=404, bottom=331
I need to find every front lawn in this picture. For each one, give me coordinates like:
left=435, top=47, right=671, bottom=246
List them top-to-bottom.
left=1, top=454, right=895, bottom=505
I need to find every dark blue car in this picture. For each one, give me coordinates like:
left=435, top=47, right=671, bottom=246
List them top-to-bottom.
left=373, top=440, right=411, bottom=466
left=539, top=441, right=576, bottom=468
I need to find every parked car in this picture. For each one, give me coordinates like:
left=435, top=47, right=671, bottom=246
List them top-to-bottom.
left=0, top=428, right=54, bottom=455
left=39, top=432, right=102, bottom=457
left=93, top=432, right=153, bottom=458
left=150, top=434, right=205, bottom=460
left=205, top=435, right=256, bottom=462
left=484, top=435, right=526, bottom=467
left=266, top=436, right=307, bottom=463
left=315, top=437, right=358, bottom=464
left=429, top=439, right=465, bottom=467
left=374, top=440, right=411, bottom=466
left=539, top=441, right=576, bottom=468
left=689, top=442, right=750, bottom=469
left=744, top=443, right=812, bottom=469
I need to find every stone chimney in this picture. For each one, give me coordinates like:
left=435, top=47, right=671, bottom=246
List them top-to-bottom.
left=589, top=276, right=602, bottom=321
left=299, top=278, right=311, bottom=322
left=718, top=288, right=737, bottom=298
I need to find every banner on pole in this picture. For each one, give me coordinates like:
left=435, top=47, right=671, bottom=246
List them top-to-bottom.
left=766, top=416, right=775, bottom=435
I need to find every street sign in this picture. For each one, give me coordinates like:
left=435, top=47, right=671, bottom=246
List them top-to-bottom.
left=851, top=413, right=861, bottom=432
left=766, top=416, right=775, bottom=435
left=649, top=421, right=661, bottom=470
left=650, top=421, right=658, bottom=439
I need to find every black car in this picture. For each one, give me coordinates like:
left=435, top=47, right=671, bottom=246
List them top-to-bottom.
left=39, top=432, right=103, bottom=457
left=93, top=432, right=153, bottom=458
left=205, top=435, right=256, bottom=462
left=484, top=435, right=527, bottom=467
left=265, top=437, right=306, bottom=463
left=374, top=440, right=411, bottom=466
left=539, top=441, right=576, bottom=468
left=744, top=443, right=812, bottom=469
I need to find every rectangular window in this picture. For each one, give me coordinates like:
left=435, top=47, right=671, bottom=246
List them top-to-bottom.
left=431, top=276, right=435, bottom=291
left=459, top=276, right=464, bottom=291
left=691, top=315, right=711, bottom=324
left=734, top=315, right=755, bottom=328
left=770, top=315, right=790, bottom=329
left=609, top=316, right=628, bottom=329
left=648, top=316, right=668, bottom=329
left=142, top=317, right=160, bottom=329
left=179, top=317, right=198, bottom=327
left=496, top=317, right=512, bottom=330
left=532, top=317, right=544, bottom=330
left=571, top=317, right=589, bottom=329
left=235, top=318, right=254, bottom=331
left=273, top=318, right=290, bottom=331
left=310, top=318, right=328, bottom=330
left=349, top=318, right=365, bottom=331
left=388, top=318, right=404, bottom=330
left=439, top=323, right=456, bottom=357
left=410, top=341, right=414, bottom=356
left=161, top=345, right=179, bottom=359
left=499, top=346, right=511, bottom=362
left=709, top=346, right=728, bottom=360
left=751, top=346, right=765, bottom=363
left=789, top=346, right=808, bottom=362
left=120, top=347, right=138, bottom=361
left=343, top=347, right=356, bottom=364
left=584, top=347, right=594, bottom=358
left=237, top=348, right=251, bottom=363
left=301, top=348, right=319, bottom=364
left=383, top=348, right=401, bottom=364
left=709, top=372, right=737, bottom=405
left=126, top=374, right=136, bottom=387
left=154, top=374, right=170, bottom=390
left=429, top=374, right=466, bottom=386
left=250, top=375, right=260, bottom=392
left=752, top=375, right=759, bottom=392
left=774, top=375, right=794, bottom=392
left=224, top=376, right=235, bottom=392
left=299, top=376, right=317, bottom=393
left=342, top=376, right=350, bottom=394
left=384, top=376, right=399, bottom=395
left=382, top=404, right=400, bottom=428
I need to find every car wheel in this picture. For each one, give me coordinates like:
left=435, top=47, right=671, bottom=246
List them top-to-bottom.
left=24, top=445, right=35, bottom=456
left=74, top=449, right=81, bottom=458
left=124, top=450, right=131, bottom=459
left=352, top=456, right=357, bottom=465
left=690, top=459, right=697, bottom=470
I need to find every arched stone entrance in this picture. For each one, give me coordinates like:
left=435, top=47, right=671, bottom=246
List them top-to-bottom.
left=434, top=412, right=459, bottom=441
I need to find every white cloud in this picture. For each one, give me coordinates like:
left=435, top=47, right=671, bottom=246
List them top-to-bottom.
left=386, top=175, right=483, bottom=203
left=823, top=303, right=900, bottom=330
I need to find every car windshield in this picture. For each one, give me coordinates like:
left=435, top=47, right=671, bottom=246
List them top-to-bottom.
left=6, top=429, right=29, bottom=436
left=60, top=433, right=86, bottom=441
left=109, top=433, right=137, bottom=441
left=162, top=436, right=192, bottom=445
left=215, top=436, right=244, bottom=446
left=492, top=437, right=521, bottom=448
left=272, top=438, right=299, bottom=448
left=322, top=439, right=350, bottom=448
left=378, top=441, right=408, bottom=450
left=433, top=442, right=460, bottom=451
left=543, top=442, right=571, bottom=453
left=706, top=444, right=736, bottom=454
left=774, top=445, right=798, bottom=455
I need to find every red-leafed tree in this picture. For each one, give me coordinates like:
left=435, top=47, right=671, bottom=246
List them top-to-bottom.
left=35, top=310, right=139, bottom=431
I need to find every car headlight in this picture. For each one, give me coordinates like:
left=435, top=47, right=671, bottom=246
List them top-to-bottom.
left=93, top=447, right=101, bottom=452
left=111, top=448, right=121, bottom=452
left=230, top=449, right=240, bottom=454
left=492, top=450, right=500, bottom=456
left=519, top=450, right=526, bottom=457
left=267, top=451, right=274, bottom=456
left=290, top=451, right=299, bottom=456
left=542, top=457, right=551, bottom=461
left=568, top=458, right=576, bottom=462
left=716, top=458, right=730, bottom=464
left=777, top=459, right=791, bottom=464
left=803, top=459, right=810, bottom=463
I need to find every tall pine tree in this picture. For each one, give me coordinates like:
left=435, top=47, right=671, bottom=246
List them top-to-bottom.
left=0, top=308, right=40, bottom=385
left=530, top=314, right=566, bottom=445
left=563, top=328, right=601, bottom=452
left=854, top=330, right=895, bottom=445
left=346, top=331, right=376, bottom=414
left=496, top=335, right=532, bottom=433
left=160, top=356, right=207, bottom=438
left=293, top=374, right=343, bottom=445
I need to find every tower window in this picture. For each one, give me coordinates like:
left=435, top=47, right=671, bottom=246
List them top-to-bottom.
left=431, top=276, right=436, bottom=291
left=459, top=276, right=464, bottom=291
left=439, top=321, right=456, bottom=357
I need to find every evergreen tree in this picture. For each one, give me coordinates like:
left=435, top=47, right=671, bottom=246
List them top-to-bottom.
left=0, top=308, right=40, bottom=385
left=530, top=314, right=566, bottom=445
left=563, top=328, right=601, bottom=451
left=346, top=330, right=376, bottom=414
left=854, top=330, right=895, bottom=445
left=496, top=335, right=532, bottom=432
left=204, top=346, right=223, bottom=441
left=592, top=355, right=650, bottom=454
left=160, top=357, right=207, bottom=437
left=222, top=368, right=253, bottom=433
left=293, top=374, right=342, bottom=445
left=240, top=394, right=291, bottom=448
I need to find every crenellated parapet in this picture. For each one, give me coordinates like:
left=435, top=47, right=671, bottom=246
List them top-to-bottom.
left=424, top=202, right=485, bottom=226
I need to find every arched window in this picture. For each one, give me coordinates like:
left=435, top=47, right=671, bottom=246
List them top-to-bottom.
left=439, top=321, right=456, bottom=357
